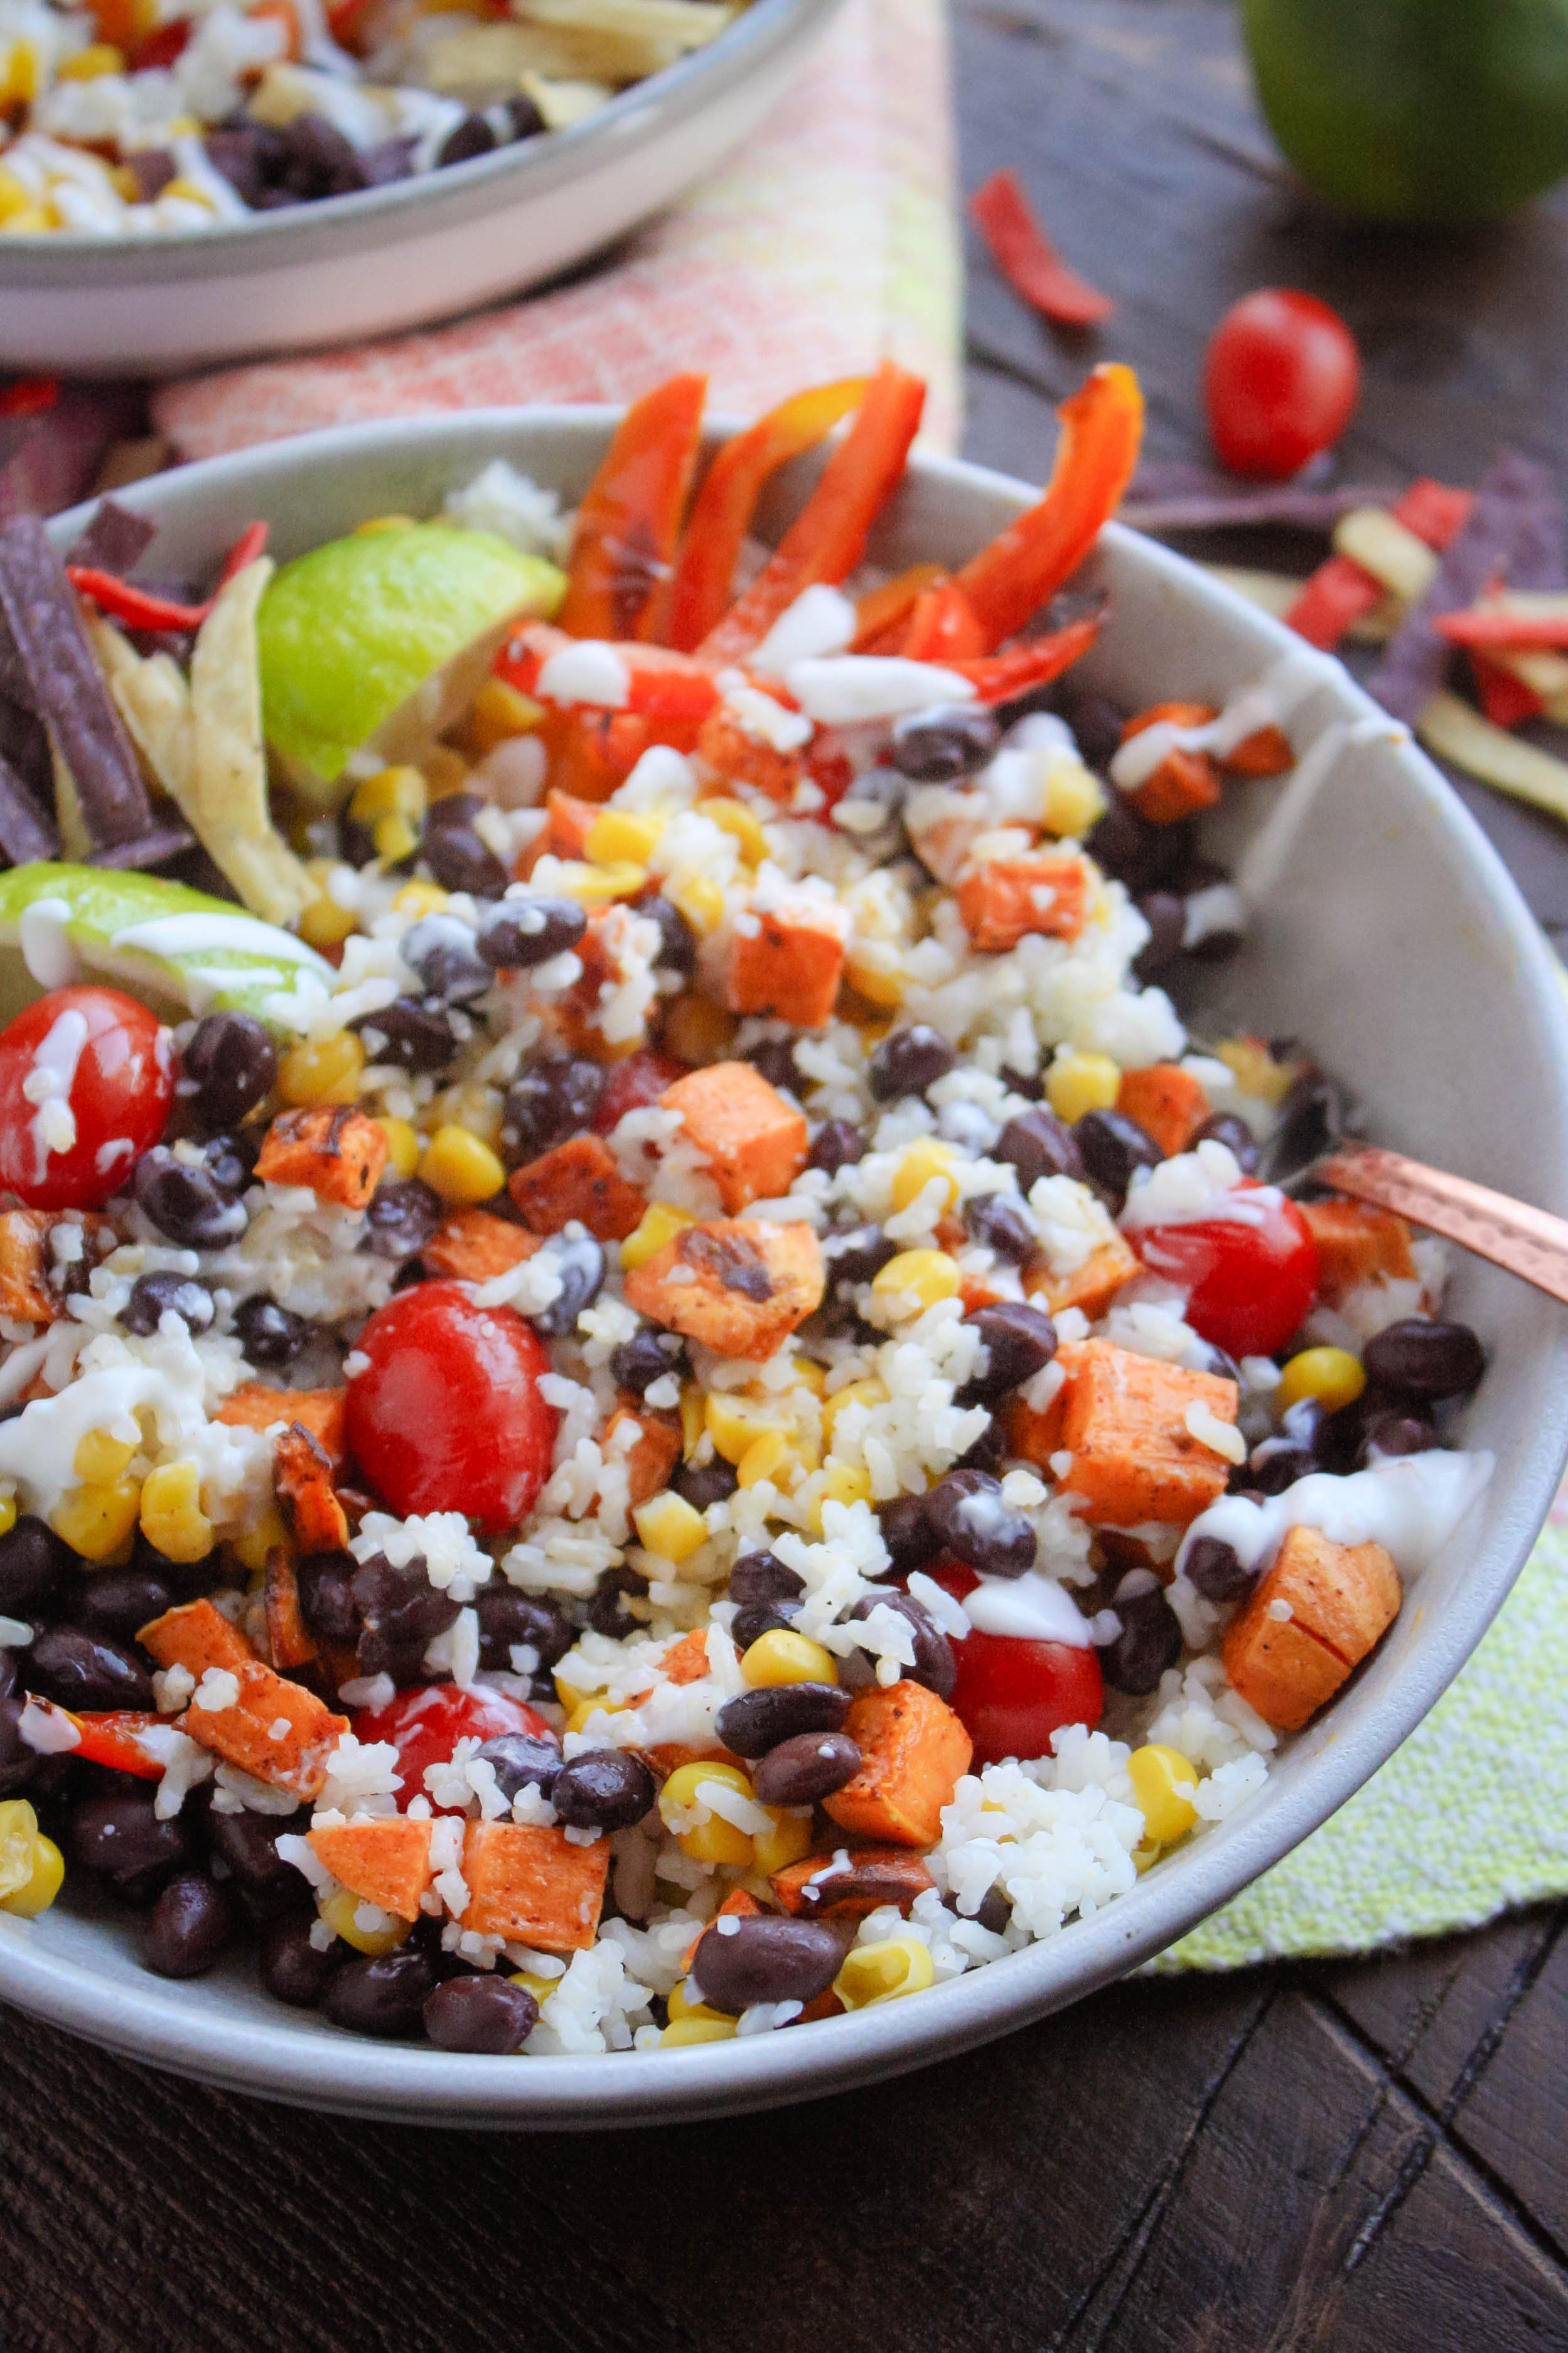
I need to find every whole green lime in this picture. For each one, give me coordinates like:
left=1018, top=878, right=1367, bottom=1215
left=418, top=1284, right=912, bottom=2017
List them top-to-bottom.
left=1242, top=0, right=1568, bottom=222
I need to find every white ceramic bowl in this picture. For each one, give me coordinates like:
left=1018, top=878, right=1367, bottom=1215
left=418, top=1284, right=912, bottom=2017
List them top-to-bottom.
left=0, top=0, right=842, bottom=375
left=5, top=412, right=1567, bottom=2128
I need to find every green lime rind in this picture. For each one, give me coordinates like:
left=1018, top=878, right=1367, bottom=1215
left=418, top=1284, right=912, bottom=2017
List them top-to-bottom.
left=257, top=525, right=564, bottom=790
left=0, top=863, right=331, bottom=1028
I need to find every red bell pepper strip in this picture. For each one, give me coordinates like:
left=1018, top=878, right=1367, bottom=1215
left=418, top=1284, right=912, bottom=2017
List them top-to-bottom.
left=968, top=170, right=1115, bottom=327
left=697, top=363, right=926, bottom=667
left=953, top=363, right=1143, bottom=652
left=558, top=374, right=708, bottom=643
left=0, top=377, right=58, bottom=421
left=664, top=377, right=869, bottom=652
left=1285, top=478, right=1475, bottom=649
left=218, top=518, right=269, bottom=584
left=852, top=561, right=947, bottom=651
left=67, top=569, right=211, bottom=632
left=898, top=580, right=986, bottom=662
left=1435, top=606, right=1568, bottom=648
left=945, top=612, right=1102, bottom=704
left=497, top=623, right=722, bottom=725
left=1471, top=654, right=1547, bottom=728
left=70, top=1711, right=166, bottom=1780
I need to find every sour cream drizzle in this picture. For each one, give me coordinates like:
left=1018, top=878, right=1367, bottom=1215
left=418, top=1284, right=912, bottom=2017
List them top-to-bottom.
left=109, top=913, right=330, bottom=971
left=1175, top=1448, right=1495, bottom=1584
left=964, top=1570, right=1092, bottom=1647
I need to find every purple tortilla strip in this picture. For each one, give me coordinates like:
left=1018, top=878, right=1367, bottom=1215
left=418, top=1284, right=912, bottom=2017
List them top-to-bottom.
left=0, top=384, right=144, bottom=524
left=1366, top=451, right=1560, bottom=725
left=67, top=497, right=157, bottom=578
left=0, top=513, right=155, bottom=851
left=0, top=693, right=49, bottom=800
left=0, top=748, right=59, bottom=865
left=90, top=820, right=195, bottom=871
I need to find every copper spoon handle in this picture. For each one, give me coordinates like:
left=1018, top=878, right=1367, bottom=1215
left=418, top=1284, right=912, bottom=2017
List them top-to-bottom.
left=1318, top=1146, right=1568, bottom=1309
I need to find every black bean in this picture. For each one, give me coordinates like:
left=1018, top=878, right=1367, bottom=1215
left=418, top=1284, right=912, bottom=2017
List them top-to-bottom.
left=505, top=90, right=545, bottom=138
left=278, top=110, right=363, bottom=197
left=436, top=110, right=494, bottom=167
left=360, top=133, right=416, bottom=186
left=125, top=144, right=178, bottom=200
left=889, top=701, right=1001, bottom=783
left=423, top=795, right=509, bottom=898
left=1132, top=891, right=1188, bottom=981
left=643, top=895, right=699, bottom=979
left=476, top=898, right=586, bottom=971
left=400, top=912, right=494, bottom=1004
left=357, top=997, right=458, bottom=1074
left=180, top=1011, right=277, bottom=1133
left=868, top=1025, right=957, bottom=1102
left=746, top=1037, right=802, bottom=1096
left=503, top=1056, right=605, bottom=1156
left=1264, top=1070, right=1343, bottom=1177
left=996, top=1107, right=1085, bottom=1192
left=1073, top=1109, right=1163, bottom=1213
left=1190, top=1112, right=1260, bottom=1173
left=807, top=1119, right=866, bottom=1175
left=201, top=1129, right=260, bottom=1194
left=134, top=1148, right=247, bottom=1248
left=365, top=1177, right=443, bottom=1262
left=964, top=1192, right=1036, bottom=1264
left=823, top=1224, right=897, bottom=1291
left=531, top=1234, right=604, bottom=1336
left=122, top=1271, right=215, bottom=1338
left=234, top=1294, right=310, bottom=1365
left=957, top=1301, right=1058, bottom=1408
left=1363, top=1318, right=1485, bottom=1403
left=609, top=1327, right=687, bottom=1397
left=1360, top=1411, right=1439, bottom=1463
left=954, top=1416, right=1007, bottom=1476
left=1247, top=1440, right=1316, bottom=1495
left=672, top=1455, right=738, bottom=1510
left=925, top=1468, right=1036, bottom=1580
left=879, top=1492, right=938, bottom=1575
left=0, top=1516, right=70, bottom=1616
left=1183, top=1534, right=1252, bottom=1602
left=728, top=1551, right=807, bottom=1609
left=297, top=1553, right=360, bottom=1645
left=352, top=1556, right=460, bottom=1677
left=586, top=1566, right=648, bottom=1640
left=73, top=1568, right=173, bottom=1644
left=1102, top=1581, right=1183, bottom=1694
left=476, top=1587, right=571, bottom=1672
left=847, top=1588, right=957, bottom=1699
left=730, top=1600, right=802, bottom=1649
left=30, top=1625, right=154, bottom=1712
left=0, top=1649, right=14, bottom=1699
left=714, top=1681, right=852, bottom=1758
left=0, top=1693, right=35, bottom=1794
left=746, top=1728, right=854, bottom=1807
left=475, top=1730, right=562, bottom=1802
left=551, top=1748, right=655, bottom=1833
left=70, top=1792, right=190, bottom=1901
left=207, top=1805, right=304, bottom=1898
left=146, top=1871, right=234, bottom=1978
left=972, top=1882, right=1015, bottom=1936
left=264, top=1914, right=341, bottom=2006
left=689, top=1915, right=844, bottom=2014
left=322, top=1946, right=438, bottom=2037
left=424, top=1973, right=538, bottom=2052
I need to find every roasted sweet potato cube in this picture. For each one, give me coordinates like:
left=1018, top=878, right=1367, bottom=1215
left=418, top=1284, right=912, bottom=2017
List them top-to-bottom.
left=1119, top=703, right=1224, bottom=824
left=695, top=709, right=805, bottom=803
left=1222, top=724, right=1293, bottom=777
left=544, top=787, right=602, bottom=859
left=955, top=855, right=1088, bottom=952
left=724, top=900, right=847, bottom=1028
left=660, top=1061, right=808, bottom=1211
left=1116, top=1063, right=1210, bottom=1158
left=254, top=1105, right=389, bottom=1209
left=508, top=1134, right=647, bottom=1241
left=1300, top=1198, right=1416, bottom=1306
left=422, top=1208, right=542, bottom=1284
left=0, top=1209, right=107, bottom=1323
left=623, top=1216, right=825, bottom=1361
left=1025, top=1234, right=1141, bottom=1321
left=1057, top=1340, right=1238, bottom=1527
left=1002, top=1369, right=1072, bottom=1470
left=215, top=1384, right=348, bottom=1469
left=604, top=1403, right=682, bottom=1506
left=274, top=1423, right=350, bottom=1554
left=1223, top=1525, right=1402, bottom=1733
left=264, top=1546, right=318, bottom=1671
left=137, top=1595, right=255, bottom=1676
left=658, top=1627, right=712, bottom=1686
left=179, top=1659, right=348, bottom=1799
left=823, top=1681, right=974, bottom=1849
left=308, top=1817, right=434, bottom=1919
left=459, top=1819, right=609, bottom=1950
left=770, top=1844, right=936, bottom=1919
left=682, top=1887, right=764, bottom=1973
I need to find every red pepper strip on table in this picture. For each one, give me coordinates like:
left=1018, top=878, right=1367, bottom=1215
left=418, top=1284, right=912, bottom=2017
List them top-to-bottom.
left=968, top=168, right=1116, bottom=326
left=697, top=362, right=926, bottom=667
left=952, top=363, right=1143, bottom=652
left=558, top=373, right=708, bottom=643
left=0, top=377, right=58, bottom=421
left=664, top=378, right=869, bottom=652
left=1284, top=478, right=1476, bottom=649
left=898, top=580, right=987, bottom=662
left=1434, top=605, right=1568, bottom=648
left=1472, top=655, right=1548, bottom=729
left=70, top=1711, right=166, bottom=1779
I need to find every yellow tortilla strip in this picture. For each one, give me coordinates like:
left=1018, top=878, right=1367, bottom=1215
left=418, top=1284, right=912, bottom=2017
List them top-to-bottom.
left=188, top=558, right=316, bottom=929
left=87, top=610, right=196, bottom=806
left=1419, top=691, right=1568, bottom=825
left=50, top=738, right=94, bottom=862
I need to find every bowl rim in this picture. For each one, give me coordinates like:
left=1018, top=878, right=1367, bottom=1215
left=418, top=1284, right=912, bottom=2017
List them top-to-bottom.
left=0, top=0, right=839, bottom=280
left=6, top=410, right=1568, bottom=2127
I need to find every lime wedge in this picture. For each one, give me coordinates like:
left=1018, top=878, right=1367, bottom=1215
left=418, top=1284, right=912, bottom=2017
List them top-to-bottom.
left=257, top=524, right=564, bottom=805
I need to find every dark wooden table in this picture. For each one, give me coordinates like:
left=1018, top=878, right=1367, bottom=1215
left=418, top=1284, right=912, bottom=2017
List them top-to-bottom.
left=6, top=4, right=1568, bottom=2345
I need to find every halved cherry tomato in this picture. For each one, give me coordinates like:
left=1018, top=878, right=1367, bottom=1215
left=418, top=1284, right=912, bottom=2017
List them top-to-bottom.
left=1203, top=290, right=1360, bottom=482
left=0, top=985, right=175, bottom=1211
left=591, top=1048, right=689, bottom=1134
left=1130, top=1183, right=1319, bottom=1359
left=346, top=1283, right=557, bottom=1531
left=927, top=1563, right=1104, bottom=1769
left=353, top=1683, right=554, bottom=1812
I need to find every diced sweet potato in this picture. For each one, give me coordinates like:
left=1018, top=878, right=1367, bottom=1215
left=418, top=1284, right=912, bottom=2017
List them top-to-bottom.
left=1120, top=703, right=1223, bottom=824
left=695, top=710, right=805, bottom=803
left=1222, top=724, right=1293, bottom=777
left=543, top=787, right=602, bottom=859
left=955, top=854, right=1088, bottom=952
left=724, top=901, right=847, bottom=1028
left=660, top=1061, right=808, bottom=1211
left=1116, top=1063, right=1210, bottom=1158
left=254, top=1105, right=389, bottom=1209
left=508, top=1134, right=647, bottom=1241
left=1300, top=1198, right=1415, bottom=1307
left=422, top=1207, right=542, bottom=1284
left=0, top=1209, right=109, bottom=1324
left=623, top=1216, right=824, bottom=1361
left=1025, top=1233, right=1142, bottom=1321
left=1056, top=1340, right=1238, bottom=1527
left=1002, top=1376, right=1070, bottom=1470
left=215, top=1385, right=348, bottom=1470
left=604, top=1403, right=682, bottom=1506
left=274, top=1423, right=350, bottom=1554
left=1223, top=1524, right=1402, bottom=1733
left=263, top=1546, right=318, bottom=1671
left=137, top=1595, right=256, bottom=1676
left=658, top=1627, right=712, bottom=1687
left=179, top=1659, right=348, bottom=1799
left=823, top=1681, right=973, bottom=1849
left=308, top=1817, right=434, bottom=1919
left=459, top=1819, right=609, bottom=1949
left=771, top=1844, right=936, bottom=1919
left=682, top=1887, right=764, bottom=1973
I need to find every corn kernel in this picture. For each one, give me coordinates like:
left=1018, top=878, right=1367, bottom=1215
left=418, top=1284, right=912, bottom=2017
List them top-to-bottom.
left=58, top=40, right=125, bottom=76
left=1, top=41, right=40, bottom=103
left=0, top=170, right=35, bottom=226
left=159, top=176, right=217, bottom=210
left=353, top=514, right=417, bottom=535
left=470, top=676, right=542, bottom=756
left=1040, top=755, right=1108, bottom=839
left=349, top=763, right=426, bottom=825
left=697, top=796, right=768, bottom=866
left=586, top=808, right=665, bottom=866
left=554, top=858, right=648, bottom=905
left=298, top=863, right=359, bottom=950
left=669, top=873, right=725, bottom=937
left=392, top=881, right=450, bottom=918
left=844, top=948, right=905, bottom=1009
left=660, top=993, right=736, bottom=1066
left=279, top=1030, right=363, bottom=1107
left=1214, top=1036, right=1294, bottom=1107
left=1046, top=1051, right=1120, bottom=1124
left=374, top=1116, right=422, bottom=1180
left=419, top=1124, right=506, bottom=1204
left=891, top=1137, right=959, bottom=1215
left=621, top=1201, right=696, bottom=1272
left=871, top=1248, right=962, bottom=1313
left=1277, top=1345, right=1367, bottom=1416
left=822, top=1377, right=887, bottom=1451
left=679, top=1380, right=706, bottom=1458
left=705, top=1391, right=780, bottom=1464
left=74, top=1428, right=136, bottom=1484
left=737, top=1430, right=790, bottom=1490
left=139, top=1460, right=215, bottom=1564
left=807, top=1463, right=873, bottom=1532
left=51, top=1476, right=142, bottom=1562
left=633, top=1490, right=708, bottom=1563
left=0, top=1495, right=16, bottom=1540
left=231, top=1501, right=289, bottom=1574
left=741, top=1628, right=839, bottom=1689
left=1126, top=1743, right=1199, bottom=1846
left=658, top=1760, right=756, bottom=1866
left=0, top=1799, right=43, bottom=1902
left=753, top=1807, right=814, bottom=1875
left=0, top=1829, right=63, bottom=1917
left=1132, top=1836, right=1163, bottom=1875
left=319, top=1888, right=413, bottom=1956
left=833, top=1934, right=935, bottom=2010
left=509, top=1968, right=559, bottom=2005
left=666, top=1977, right=731, bottom=2024
left=660, top=2016, right=738, bottom=2046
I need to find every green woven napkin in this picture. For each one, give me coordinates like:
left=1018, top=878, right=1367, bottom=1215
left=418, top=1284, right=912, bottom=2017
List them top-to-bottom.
left=1159, top=1499, right=1568, bottom=1969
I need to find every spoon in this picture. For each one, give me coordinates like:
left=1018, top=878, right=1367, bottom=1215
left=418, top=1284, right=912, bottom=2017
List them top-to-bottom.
left=1317, top=1145, right=1568, bottom=1310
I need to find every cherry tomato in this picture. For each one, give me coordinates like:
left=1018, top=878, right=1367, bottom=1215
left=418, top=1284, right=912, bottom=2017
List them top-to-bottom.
left=1203, top=289, right=1360, bottom=481
left=0, top=984, right=175, bottom=1211
left=591, top=1049, right=689, bottom=1135
left=1131, top=1184, right=1319, bottom=1359
left=346, top=1282, right=557, bottom=1531
left=928, top=1563, right=1104, bottom=1769
left=353, top=1683, right=554, bottom=1812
